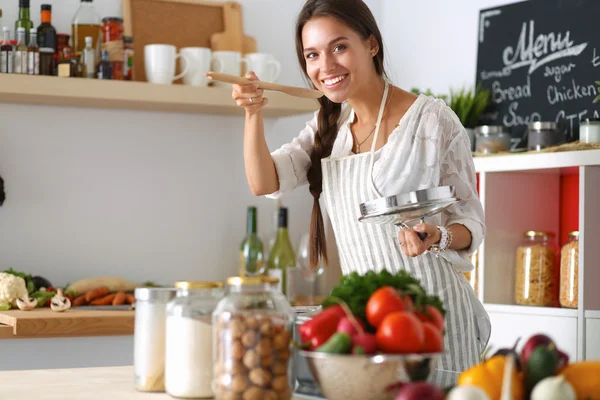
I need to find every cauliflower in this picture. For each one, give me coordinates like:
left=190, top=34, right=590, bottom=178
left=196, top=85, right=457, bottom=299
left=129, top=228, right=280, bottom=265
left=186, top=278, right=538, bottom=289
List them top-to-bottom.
left=0, top=272, right=29, bottom=309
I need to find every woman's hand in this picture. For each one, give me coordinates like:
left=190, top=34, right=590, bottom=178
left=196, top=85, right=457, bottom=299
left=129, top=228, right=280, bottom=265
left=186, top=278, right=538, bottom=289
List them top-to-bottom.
left=232, top=71, right=268, bottom=115
left=397, top=223, right=442, bottom=257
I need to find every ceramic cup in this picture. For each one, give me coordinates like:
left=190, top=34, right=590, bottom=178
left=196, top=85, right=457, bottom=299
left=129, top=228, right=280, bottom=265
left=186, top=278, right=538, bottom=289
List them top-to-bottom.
left=144, top=44, right=190, bottom=84
left=180, top=47, right=220, bottom=87
left=211, top=51, right=247, bottom=88
left=242, top=52, right=282, bottom=83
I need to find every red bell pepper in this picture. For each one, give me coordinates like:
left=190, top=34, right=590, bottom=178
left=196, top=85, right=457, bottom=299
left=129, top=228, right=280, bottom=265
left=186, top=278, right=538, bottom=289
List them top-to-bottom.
left=299, top=305, right=347, bottom=350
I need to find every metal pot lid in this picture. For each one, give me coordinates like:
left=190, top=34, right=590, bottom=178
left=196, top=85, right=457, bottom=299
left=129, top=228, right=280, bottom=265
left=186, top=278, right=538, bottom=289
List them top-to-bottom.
left=358, top=186, right=458, bottom=226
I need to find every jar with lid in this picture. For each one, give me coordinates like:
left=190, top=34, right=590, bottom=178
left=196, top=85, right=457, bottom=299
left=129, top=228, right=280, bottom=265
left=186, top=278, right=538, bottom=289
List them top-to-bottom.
left=123, top=36, right=134, bottom=80
left=527, top=122, right=565, bottom=151
left=474, top=125, right=512, bottom=154
left=515, top=231, right=559, bottom=307
left=560, top=231, right=579, bottom=308
left=213, top=276, right=295, bottom=400
left=165, top=281, right=225, bottom=399
left=134, top=287, right=177, bottom=392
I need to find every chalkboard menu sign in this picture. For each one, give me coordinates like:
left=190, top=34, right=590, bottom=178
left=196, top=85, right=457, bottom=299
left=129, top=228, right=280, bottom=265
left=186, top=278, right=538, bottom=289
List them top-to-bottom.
left=475, top=0, right=600, bottom=148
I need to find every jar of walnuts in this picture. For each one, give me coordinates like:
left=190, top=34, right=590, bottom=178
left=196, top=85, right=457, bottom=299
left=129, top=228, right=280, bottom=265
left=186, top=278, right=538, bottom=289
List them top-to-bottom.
left=515, top=231, right=559, bottom=307
left=559, top=231, right=579, bottom=308
left=212, top=276, right=295, bottom=400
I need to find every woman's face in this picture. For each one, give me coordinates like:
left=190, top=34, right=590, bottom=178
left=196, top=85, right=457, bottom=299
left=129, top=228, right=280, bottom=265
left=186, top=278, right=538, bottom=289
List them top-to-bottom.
left=302, top=16, right=378, bottom=103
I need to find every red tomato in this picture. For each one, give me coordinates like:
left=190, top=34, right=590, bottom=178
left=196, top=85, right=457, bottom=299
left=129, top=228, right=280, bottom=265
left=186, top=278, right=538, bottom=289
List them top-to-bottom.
left=366, top=287, right=407, bottom=328
left=403, top=295, right=415, bottom=312
left=415, top=305, right=445, bottom=333
left=376, top=311, right=424, bottom=354
left=420, top=322, right=444, bottom=353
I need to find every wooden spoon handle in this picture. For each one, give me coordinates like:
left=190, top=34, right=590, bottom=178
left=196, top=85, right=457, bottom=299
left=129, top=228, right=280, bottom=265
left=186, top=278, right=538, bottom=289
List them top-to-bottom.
left=204, top=72, right=323, bottom=99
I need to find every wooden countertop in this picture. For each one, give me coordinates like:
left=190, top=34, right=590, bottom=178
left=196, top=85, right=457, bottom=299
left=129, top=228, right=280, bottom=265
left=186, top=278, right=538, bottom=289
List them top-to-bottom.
left=0, top=308, right=134, bottom=339
left=0, top=366, right=309, bottom=400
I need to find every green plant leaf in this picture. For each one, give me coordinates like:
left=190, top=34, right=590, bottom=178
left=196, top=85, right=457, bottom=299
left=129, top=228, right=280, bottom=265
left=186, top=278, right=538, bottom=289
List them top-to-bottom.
left=593, top=94, right=600, bottom=104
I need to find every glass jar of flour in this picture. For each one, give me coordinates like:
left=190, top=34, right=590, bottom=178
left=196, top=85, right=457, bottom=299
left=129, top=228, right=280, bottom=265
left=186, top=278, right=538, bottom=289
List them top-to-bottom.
left=165, top=281, right=225, bottom=398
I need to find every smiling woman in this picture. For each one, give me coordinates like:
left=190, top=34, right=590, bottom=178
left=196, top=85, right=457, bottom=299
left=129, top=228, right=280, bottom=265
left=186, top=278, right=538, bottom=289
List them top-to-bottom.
left=231, top=0, right=490, bottom=375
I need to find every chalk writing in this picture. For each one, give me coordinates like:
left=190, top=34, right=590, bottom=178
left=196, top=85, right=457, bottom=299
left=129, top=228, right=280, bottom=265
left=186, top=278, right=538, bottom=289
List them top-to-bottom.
left=543, top=63, right=576, bottom=83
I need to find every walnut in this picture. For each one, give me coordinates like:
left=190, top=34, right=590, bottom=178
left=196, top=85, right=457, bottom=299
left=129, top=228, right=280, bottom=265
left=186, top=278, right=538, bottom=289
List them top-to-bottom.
left=245, top=316, right=259, bottom=329
left=229, top=318, right=246, bottom=339
left=259, top=319, right=273, bottom=336
left=241, top=330, right=258, bottom=348
left=273, top=331, right=291, bottom=350
left=256, top=337, right=272, bottom=357
left=231, top=340, right=245, bottom=361
left=243, top=349, right=260, bottom=370
left=271, top=361, right=288, bottom=376
left=249, top=368, right=272, bottom=387
left=231, top=374, right=250, bottom=393
left=272, top=375, right=289, bottom=392
left=242, top=386, right=265, bottom=400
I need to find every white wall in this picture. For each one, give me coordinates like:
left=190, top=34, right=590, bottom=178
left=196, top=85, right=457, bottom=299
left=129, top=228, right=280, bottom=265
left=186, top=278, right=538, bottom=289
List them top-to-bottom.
left=381, top=0, right=512, bottom=97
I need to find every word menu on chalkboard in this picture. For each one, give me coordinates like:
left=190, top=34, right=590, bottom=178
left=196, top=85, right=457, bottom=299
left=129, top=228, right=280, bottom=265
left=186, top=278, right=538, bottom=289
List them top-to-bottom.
left=475, top=0, right=600, bottom=148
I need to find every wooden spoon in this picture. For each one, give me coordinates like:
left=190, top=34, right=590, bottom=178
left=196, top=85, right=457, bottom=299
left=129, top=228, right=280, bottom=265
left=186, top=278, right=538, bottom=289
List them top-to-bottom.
left=204, top=72, right=324, bottom=99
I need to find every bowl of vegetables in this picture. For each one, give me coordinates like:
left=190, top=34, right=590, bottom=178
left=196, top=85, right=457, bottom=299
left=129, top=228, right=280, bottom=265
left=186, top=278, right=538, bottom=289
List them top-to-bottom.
left=296, top=270, right=447, bottom=400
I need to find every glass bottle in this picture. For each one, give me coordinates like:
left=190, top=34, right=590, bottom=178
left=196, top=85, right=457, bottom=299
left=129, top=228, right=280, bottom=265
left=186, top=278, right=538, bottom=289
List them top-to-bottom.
left=15, top=0, right=33, bottom=46
left=71, top=0, right=101, bottom=56
left=37, top=4, right=56, bottom=76
left=0, top=9, right=3, bottom=32
left=101, top=17, right=124, bottom=80
left=1, top=27, right=13, bottom=74
left=14, top=27, right=27, bottom=74
left=27, top=30, right=38, bottom=75
left=82, top=36, right=95, bottom=78
left=123, top=36, right=134, bottom=80
left=57, top=47, right=75, bottom=78
left=97, top=49, right=112, bottom=80
left=71, top=53, right=84, bottom=77
left=240, top=206, right=266, bottom=277
left=268, top=207, right=296, bottom=296
left=515, top=231, right=559, bottom=307
left=559, top=231, right=579, bottom=309
left=212, top=276, right=294, bottom=400
left=165, top=281, right=224, bottom=399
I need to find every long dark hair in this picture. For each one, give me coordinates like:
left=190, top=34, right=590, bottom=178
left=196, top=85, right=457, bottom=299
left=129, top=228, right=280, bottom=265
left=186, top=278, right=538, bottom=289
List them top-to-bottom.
left=295, top=0, right=387, bottom=268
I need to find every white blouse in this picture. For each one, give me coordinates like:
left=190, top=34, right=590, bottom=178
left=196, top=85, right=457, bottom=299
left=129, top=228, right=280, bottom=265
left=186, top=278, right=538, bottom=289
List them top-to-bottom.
left=267, top=94, right=485, bottom=271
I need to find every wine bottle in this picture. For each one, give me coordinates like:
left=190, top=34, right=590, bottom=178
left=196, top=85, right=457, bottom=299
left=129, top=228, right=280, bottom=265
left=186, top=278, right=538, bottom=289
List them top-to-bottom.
left=15, top=0, right=33, bottom=46
left=37, top=4, right=57, bottom=76
left=239, top=206, right=265, bottom=277
left=267, top=207, right=296, bottom=295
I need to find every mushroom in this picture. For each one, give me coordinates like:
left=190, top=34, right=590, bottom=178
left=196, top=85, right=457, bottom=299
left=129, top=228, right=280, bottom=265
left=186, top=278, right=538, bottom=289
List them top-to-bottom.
left=50, top=289, right=71, bottom=312
left=16, top=297, right=38, bottom=311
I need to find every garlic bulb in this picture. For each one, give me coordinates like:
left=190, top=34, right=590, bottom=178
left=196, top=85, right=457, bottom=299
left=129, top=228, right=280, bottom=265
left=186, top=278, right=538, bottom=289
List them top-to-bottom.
left=531, top=375, right=576, bottom=400
left=446, top=385, right=491, bottom=400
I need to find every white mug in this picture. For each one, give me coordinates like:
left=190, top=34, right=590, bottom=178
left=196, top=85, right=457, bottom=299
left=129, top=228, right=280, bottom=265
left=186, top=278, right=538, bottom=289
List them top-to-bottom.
left=144, top=44, right=190, bottom=85
left=180, top=47, right=217, bottom=87
left=211, top=51, right=247, bottom=87
left=242, top=52, right=282, bottom=83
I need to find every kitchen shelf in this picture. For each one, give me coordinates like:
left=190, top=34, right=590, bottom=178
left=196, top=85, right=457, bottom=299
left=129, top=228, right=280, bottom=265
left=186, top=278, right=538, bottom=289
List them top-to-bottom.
left=0, top=74, right=319, bottom=118
left=474, top=149, right=600, bottom=173
left=484, top=303, right=578, bottom=318
left=0, top=308, right=134, bottom=339
left=585, top=311, right=600, bottom=319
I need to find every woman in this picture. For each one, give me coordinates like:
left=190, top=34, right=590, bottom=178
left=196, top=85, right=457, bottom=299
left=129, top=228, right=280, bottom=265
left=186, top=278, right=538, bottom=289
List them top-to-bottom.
left=233, top=0, right=490, bottom=373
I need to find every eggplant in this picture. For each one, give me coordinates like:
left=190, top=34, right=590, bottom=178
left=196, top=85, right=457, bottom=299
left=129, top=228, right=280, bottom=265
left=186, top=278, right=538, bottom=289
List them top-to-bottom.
left=32, top=276, right=53, bottom=291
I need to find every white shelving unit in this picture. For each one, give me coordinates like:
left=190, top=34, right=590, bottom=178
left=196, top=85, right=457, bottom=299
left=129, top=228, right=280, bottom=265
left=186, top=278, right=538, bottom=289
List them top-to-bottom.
left=474, top=149, right=600, bottom=362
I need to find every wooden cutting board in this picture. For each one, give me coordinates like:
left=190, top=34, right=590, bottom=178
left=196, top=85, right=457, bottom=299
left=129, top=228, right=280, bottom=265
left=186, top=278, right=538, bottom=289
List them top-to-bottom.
left=210, top=1, right=256, bottom=55
left=0, top=308, right=134, bottom=338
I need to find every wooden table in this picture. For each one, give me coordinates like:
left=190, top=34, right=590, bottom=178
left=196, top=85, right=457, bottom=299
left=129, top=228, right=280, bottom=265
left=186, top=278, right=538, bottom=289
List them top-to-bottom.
left=0, top=366, right=312, bottom=400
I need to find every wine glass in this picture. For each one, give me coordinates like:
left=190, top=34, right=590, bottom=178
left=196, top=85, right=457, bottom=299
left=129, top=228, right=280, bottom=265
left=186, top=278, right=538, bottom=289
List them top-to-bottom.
left=296, top=233, right=325, bottom=305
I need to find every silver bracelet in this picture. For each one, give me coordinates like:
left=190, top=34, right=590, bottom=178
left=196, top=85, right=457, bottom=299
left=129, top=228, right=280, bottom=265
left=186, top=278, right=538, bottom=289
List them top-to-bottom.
left=428, top=226, right=452, bottom=254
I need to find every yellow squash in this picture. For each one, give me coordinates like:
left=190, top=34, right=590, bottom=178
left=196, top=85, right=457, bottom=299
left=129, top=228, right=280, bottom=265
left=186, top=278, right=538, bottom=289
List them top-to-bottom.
left=458, top=355, right=524, bottom=400
left=560, top=361, right=600, bottom=400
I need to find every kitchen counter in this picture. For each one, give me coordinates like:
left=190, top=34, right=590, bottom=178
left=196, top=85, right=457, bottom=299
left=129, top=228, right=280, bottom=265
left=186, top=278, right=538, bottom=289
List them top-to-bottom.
left=0, top=308, right=134, bottom=339
left=0, top=365, right=311, bottom=400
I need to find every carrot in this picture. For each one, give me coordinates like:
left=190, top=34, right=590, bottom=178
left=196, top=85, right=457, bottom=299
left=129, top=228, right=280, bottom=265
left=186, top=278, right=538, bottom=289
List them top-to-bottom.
left=85, top=287, right=110, bottom=302
left=112, top=291, right=126, bottom=306
left=90, top=293, right=116, bottom=306
left=125, top=294, right=135, bottom=304
left=73, top=295, right=88, bottom=307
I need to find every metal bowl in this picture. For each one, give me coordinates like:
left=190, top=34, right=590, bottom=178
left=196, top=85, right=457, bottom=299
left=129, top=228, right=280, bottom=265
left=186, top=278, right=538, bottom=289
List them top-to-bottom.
left=297, top=351, right=442, bottom=400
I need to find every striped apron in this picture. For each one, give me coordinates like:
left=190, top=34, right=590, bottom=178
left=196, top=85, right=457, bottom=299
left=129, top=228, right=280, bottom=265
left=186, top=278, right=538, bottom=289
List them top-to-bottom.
left=321, top=82, right=481, bottom=374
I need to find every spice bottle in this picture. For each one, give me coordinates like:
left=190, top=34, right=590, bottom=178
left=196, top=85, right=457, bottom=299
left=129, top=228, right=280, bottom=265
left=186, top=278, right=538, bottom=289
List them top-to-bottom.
left=515, top=231, right=559, bottom=307
left=559, top=231, right=579, bottom=308
left=213, top=276, right=295, bottom=400
left=165, top=281, right=225, bottom=399
left=134, top=287, right=177, bottom=392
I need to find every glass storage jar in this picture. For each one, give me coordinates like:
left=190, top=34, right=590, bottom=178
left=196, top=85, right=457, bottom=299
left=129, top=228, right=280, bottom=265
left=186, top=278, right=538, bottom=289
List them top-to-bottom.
left=579, top=118, right=600, bottom=144
left=527, top=122, right=564, bottom=151
left=474, top=125, right=512, bottom=154
left=515, top=231, right=559, bottom=307
left=559, top=231, right=579, bottom=308
left=213, top=276, right=295, bottom=400
left=165, top=281, right=225, bottom=399
left=134, top=287, right=177, bottom=392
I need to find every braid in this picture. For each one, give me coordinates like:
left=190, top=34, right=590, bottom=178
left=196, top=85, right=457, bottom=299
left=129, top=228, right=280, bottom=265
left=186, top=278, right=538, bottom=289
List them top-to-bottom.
left=307, top=97, right=342, bottom=268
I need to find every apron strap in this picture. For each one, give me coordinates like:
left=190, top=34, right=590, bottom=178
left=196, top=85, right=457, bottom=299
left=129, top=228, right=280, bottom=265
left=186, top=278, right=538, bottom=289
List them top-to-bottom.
left=367, top=80, right=390, bottom=198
